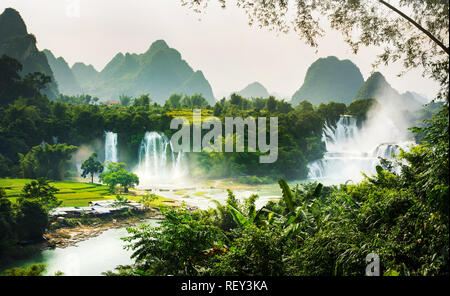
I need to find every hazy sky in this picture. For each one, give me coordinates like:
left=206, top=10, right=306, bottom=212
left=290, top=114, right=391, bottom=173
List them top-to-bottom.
left=0, top=0, right=440, bottom=99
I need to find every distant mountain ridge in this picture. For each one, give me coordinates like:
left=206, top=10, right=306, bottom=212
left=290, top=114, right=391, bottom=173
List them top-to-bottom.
left=0, top=8, right=58, bottom=98
left=1, top=8, right=430, bottom=109
left=75, top=40, right=216, bottom=105
left=43, top=49, right=81, bottom=95
left=290, top=56, right=427, bottom=110
left=71, top=62, right=98, bottom=88
left=355, top=72, right=425, bottom=110
left=236, top=82, right=270, bottom=98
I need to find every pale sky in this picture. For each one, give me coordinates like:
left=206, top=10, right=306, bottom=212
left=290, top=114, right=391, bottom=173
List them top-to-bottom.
left=0, top=0, right=440, bottom=100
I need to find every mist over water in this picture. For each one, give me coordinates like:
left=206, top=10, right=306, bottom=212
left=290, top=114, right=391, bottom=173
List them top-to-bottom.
left=307, top=101, right=415, bottom=184
left=104, top=131, right=118, bottom=166
left=133, top=131, right=187, bottom=188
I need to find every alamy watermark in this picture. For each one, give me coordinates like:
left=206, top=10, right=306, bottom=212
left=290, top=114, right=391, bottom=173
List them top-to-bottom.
left=170, top=109, right=278, bottom=163
left=365, top=253, right=380, bottom=276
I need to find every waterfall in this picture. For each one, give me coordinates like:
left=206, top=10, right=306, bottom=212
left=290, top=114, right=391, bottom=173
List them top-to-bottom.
left=307, top=115, right=413, bottom=183
left=104, top=131, right=118, bottom=166
left=135, top=131, right=186, bottom=187
left=373, top=143, right=401, bottom=159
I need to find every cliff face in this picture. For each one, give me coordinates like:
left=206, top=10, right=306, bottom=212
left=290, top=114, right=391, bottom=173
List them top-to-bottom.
left=0, top=8, right=58, bottom=98
left=44, top=49, right=81, bottom=95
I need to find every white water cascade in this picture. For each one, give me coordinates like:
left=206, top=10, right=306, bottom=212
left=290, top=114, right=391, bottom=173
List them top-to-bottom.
left=307, top=114, right=413, bottom=183
left=104, top=131, right=118, bottom=166
left=134, top=131, right=186, bottom=187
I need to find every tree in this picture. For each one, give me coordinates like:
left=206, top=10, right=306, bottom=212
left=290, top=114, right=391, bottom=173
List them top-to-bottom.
left=182, top=0, right=448, bottom=101
left=0, top=55, right=22, bottom=106
left=0, top=55, right=54, bottom=106
left=119, top=94, right=132, bottom=106
left=133, top=94, right=151, bottom=107
left=165, top=94, right=182, bottom=109
left=180, top=94, right=210, bottom=108
left=265, top=96, right=277, bottom=113
left=347, top=98, right=379, bottom=124
left=296, top=100, right=314, bottom=112
left=19, top=143, right=78, bottom=180
left=81, top=152, right=103, bottom=183
left=99, top=162, right=139, bottom=193
left=19, top=178, right=61, bottom=212
left=0, top=188, right=16, bottom=255
left=15, top=200, right=48, bottom=240
left=122, top=206, right=226, bottom=276
left=1, top=264, right=46, bottom=276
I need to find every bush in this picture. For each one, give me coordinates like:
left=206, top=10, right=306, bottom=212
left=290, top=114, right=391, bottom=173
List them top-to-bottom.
left=1, top=264, right=46, bottom=276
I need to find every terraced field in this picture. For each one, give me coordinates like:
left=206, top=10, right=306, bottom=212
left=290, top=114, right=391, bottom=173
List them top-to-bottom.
left=0, top=179, right=171, bottom=207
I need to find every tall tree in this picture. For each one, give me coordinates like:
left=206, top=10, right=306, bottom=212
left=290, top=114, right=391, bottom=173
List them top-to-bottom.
left=119, top=94, right=132, bottom=106
left=81, top=152, right=103, bottom=183
left=19, top=178, right=61, bottom=212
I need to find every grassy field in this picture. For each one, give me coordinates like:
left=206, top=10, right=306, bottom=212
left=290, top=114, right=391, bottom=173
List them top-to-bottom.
left=165, top=109, right=213, bottom=123
left=0, top=179, right=172, bottom=207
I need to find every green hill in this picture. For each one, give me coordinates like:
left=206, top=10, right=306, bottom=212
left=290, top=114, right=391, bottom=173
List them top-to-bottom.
left=0, top=8, right=58, bottom=98
left=291, top=56, right=364, bottom=105
left=355, top=72, right=424, bottom=110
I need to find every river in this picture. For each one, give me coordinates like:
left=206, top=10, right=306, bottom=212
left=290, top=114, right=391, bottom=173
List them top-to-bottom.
left=3, top=183, right=287, bottom=276
left=3, top=219, right=160, bottom=276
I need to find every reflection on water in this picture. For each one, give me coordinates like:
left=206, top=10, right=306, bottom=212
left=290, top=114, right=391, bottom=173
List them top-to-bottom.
left=4, top=180, right=319, bottom=276
left=6, top=220, right=159, bottom=276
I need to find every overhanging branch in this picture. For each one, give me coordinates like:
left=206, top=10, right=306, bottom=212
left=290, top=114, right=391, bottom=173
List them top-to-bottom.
left=378, top=0, right=449, bottom=55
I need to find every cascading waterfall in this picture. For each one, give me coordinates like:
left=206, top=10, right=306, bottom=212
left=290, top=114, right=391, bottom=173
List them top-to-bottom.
left=307, top=115, right=413, bottom=183
left=104, top=131, right=118, bottom=166
left=134, top=131, right=186, bottom=187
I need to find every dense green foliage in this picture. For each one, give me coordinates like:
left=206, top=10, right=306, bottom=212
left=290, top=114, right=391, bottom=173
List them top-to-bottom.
left=0, top=27, right=446, bottom=276
left=0, top=52, right=438, bottom=182
left=112, top=109, right=449, bottom=275
left=19, top=143, right=77, bottom=180
left=99, top=162, right=139, bottom=193
left=0, top=178, right=60, bottom=265
left=19, top=178, right=61, bottom=212
left=1, top=263, right=46, bottom=276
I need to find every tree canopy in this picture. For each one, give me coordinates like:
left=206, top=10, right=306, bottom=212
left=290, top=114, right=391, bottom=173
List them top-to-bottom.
left=81, top=152, right=104, bottom=183
left=99, top=162, right=139, bottom=193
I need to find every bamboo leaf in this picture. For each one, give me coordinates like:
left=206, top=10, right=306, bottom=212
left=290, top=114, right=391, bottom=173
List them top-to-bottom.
left=278, top=179, right=294, bottom=213
left=227, top=204, right=250, bottom=227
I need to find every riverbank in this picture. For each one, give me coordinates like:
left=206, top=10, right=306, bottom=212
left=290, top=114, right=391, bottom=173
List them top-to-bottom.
left=44, top=208, right=166, bottom=249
